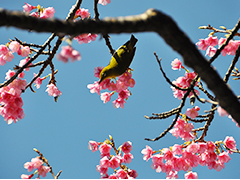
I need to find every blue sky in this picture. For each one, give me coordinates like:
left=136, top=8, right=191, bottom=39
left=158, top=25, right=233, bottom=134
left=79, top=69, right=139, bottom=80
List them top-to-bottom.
left=0, top=0, right=240, bottom=179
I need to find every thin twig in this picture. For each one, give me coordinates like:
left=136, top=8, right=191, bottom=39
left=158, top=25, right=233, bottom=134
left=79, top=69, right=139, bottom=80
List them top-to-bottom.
left=94, top=0, right=115, bottom=55
left=209, top=18, right=240, bottom=64
left=0, top=33, right=56, bottom=88
left=223, top=43, right=240, bottom=82
left=154, top=52, right=188, bottom=91
left=145, top=61, right=199, bottom=141
left=34, top=148, right=62, bottom=179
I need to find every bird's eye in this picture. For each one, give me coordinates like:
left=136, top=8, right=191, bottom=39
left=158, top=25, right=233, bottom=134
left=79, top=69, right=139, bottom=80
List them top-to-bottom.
left=102, top=72, right=107, bottom=78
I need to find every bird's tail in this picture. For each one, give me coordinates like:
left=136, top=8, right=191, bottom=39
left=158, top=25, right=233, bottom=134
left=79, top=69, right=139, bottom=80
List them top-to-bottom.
left=129, top=35, right=138, bottom=48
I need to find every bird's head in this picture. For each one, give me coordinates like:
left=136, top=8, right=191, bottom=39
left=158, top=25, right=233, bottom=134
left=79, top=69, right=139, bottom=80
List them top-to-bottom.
left=98, top=66, right=116, bottom=84
left=98, top=69, right=108, bottom=84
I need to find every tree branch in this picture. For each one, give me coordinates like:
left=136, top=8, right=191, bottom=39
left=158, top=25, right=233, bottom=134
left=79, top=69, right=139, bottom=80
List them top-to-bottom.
left=0, top=8, right=240, bottom=123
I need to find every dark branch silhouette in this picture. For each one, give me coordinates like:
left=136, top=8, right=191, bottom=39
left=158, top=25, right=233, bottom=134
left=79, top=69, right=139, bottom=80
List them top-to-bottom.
left=0, top=8, right=240, bottom=123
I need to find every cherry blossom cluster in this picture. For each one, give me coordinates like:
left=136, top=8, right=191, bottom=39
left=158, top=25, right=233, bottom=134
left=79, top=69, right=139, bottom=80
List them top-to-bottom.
left=23, top=3, right=55, bottom=19
left=56, top=6, right=97, bottom=60
left=69, top=6, right=98, bottom=44
left=74, top=33, right=98, bottom=44
left=196, top=35, right=240, bottom=57
left=0, top=41, right=30, bottom=66
left=56, top=45, right=81, bottom=63
left=170, top=59, right=199, bottom=100
left=87, top=67, right=135, bottom=108
left=0, top=70, right=27, bottom=124
left=33, top=72, right=62, bottom=99
left=45, top=83, right=62, bottom=98
left=170, top=106, right=199, bottom=142
left=142, top=132, right=237, bottom=179
left=88, top=139, right=138, bottom=179
left=21, top=157, right=50, bottom=179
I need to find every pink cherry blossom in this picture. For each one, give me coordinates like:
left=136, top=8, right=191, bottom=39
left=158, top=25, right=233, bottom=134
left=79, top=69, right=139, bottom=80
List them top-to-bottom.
left=98, top=0, right=111, bottom=6
left=23, top=3, right=36, bottom=13
left=40, top=7, right=55, bottom=19
left=76, top=8, right=90, bottom=19
left=30, top=11, right=39, bottom=18
left=74, top=33, right=98, bottom=44
left=205, top=36, right=218, bottom=46
left=219, top=38, right=240, bottom=56
left=196, top=39, right=208, bottom=51
left=9, top=41, right=21, bottom=53
left=0, top=45, right=9, bottom=55
left=18, top=46, right=30, bottom=57
left=57, top=46, right=81, bottom=63
left=206, top=46, right=217, bottom=57
left=71, top=49, right=81, bottom=62
left=3, top=51, right=14, bottom=62
left=56, top=53, right=68, bottom=63
left=0, top=55, right=6, bottom=66
left=19, top=57, right=32, bottom=71
left=171, top=58, right=183, bottom=70
left=94, top=66, right=104, bottom=78
left=5, top=70, right=16, bottom=80
left=0, top=71, right=26, bottom=124
left=118, top=71, right=132, bottom=82
left=171, top=71, right=198, bottom=99
left=18, top=72, right=25, bottom=79
left=33, top=73, right=46, bottom=89
left=100, top=78, right=111, bottom=90
left=127, top=78, right=135, bottom=88
left=115, top=80, right=128, bottom=91
left=87, top=81, right=102, bottom=95
left=46, top=83, right=62, bottom=97
left=100, top=92, right=114, bottom=103
left=112, top=98, right=126, bottom=109
left=185, top=106, right=199, bottom=119
left=217, top=106, right=228, bottom=117
left=170, top=118, right=194, bottom=141
left=224, top=136, right=236, bottom=150
left=88, top=140, right=99, bottom=152
left=121, top=141, right=133, bottom=154
left=206, top=141, right=216, bottom=152
left=99, top=142, right=111, bottom=155
left=186, top=142, right=199, bottom=154
left=197, top=142, right=207, bottom=154
left=172, top=144, right=182, bottom=155
left=141, top=145, right=153, bottom=162
left=162, top=148, right=173, bottom=160
left=218, top=151, right=231, bottom=164
left=123, top=153, right=133, bottom=164
left=152, top=154, right=164, bottom=166
left=100, top=156, right=111, bottom=168
left=109, top=156, right=121, bottom=169
left=174, top=157, right=190, bottom=171
left=24, top=158, right=43, bottom=171
left=164, top=160, right=174, bottom=174
left=214, top=160, right=225, bottom=171
left=23, top=162, right=35, bottom=172
left=38, top=165, right=50, bottom=177
left=96, top=165, right=108, bottom=175
left=116, top=169, right=127, bottom=179
left=128, top=169, right=138, bottom=178
left=166, top=170, right=178, bottom=179
left=184, top=171, right=198, bottom=179
left=21, top=174, right=34, bottom=179
left=108, top=174, right=117, bottom=179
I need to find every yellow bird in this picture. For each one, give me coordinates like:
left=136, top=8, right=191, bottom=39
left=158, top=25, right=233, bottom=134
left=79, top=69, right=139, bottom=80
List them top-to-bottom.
left=99, top=35, right=138, bottom=84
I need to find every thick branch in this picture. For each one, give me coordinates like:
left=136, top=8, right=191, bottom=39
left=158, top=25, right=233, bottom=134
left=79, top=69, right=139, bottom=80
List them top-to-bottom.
left=0, top=8, right=240, bottom=123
